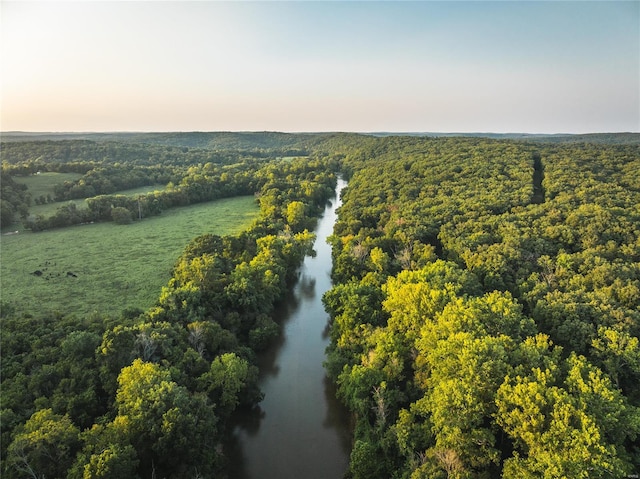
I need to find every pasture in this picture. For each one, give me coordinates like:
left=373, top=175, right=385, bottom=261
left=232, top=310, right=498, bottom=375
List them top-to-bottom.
left=13, top=172, right=83, bottom=198
left=26, top=184, right=166, bottom=221
left=1, top=196, right=259, bottom=318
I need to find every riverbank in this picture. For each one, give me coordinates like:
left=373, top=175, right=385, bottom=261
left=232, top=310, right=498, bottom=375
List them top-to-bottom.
left=226, top=178, right=351, bottom=479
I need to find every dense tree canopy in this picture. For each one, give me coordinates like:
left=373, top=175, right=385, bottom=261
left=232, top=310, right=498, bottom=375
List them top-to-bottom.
left=1, top=132, right=639, bottom=478
left=322, top=135, right=640, bottom=478
left=1, top=140, right=338, bottom=478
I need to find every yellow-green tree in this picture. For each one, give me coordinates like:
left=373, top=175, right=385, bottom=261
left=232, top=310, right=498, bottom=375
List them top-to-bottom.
left=7, top=409, right=80, bottom=479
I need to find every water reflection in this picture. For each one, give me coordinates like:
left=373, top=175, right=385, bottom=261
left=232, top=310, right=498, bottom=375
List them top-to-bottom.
left=297, top=274, right=316, bottom=300
left=323, top=376, right=353, bottom=452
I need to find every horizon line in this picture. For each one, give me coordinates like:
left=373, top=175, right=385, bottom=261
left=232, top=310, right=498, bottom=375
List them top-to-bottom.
left=2, top=130, right=638, bottom=136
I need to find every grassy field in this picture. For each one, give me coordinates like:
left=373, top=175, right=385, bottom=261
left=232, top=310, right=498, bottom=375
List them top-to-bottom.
left=13, top=172, right=83, bottom=198
left=26, top=184, right=166, bottom=221
left=1, top=196, right=258, bottom=318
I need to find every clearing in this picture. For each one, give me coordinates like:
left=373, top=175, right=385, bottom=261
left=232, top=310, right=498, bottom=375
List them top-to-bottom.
left=1, top=196, right=258, bottom=317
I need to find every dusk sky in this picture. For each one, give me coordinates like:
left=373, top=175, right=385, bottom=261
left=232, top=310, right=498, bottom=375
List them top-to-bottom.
left=1, top=1, right=638, bottom=133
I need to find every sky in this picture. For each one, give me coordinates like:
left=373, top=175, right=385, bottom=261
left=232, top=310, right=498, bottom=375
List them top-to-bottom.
left=1, top=1, right=638, bottom=133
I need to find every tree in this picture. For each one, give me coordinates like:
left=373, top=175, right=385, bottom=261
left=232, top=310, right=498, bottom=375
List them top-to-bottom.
left=0, top=198, right=15, bottom=227
left=286, top=200, right=307, bottom=231
left=111, top=206, right=133, bottom=225
left=369, top=246, right=389, bottom=273
left=249, top=313, right=280, bottom=351
left=591, top=326, right=640, bottom=392
left=414, top=333, right=512, bottom=477
left=199, top=352, right=261, bottom=420
left=496, top=354, right=636, bottom=479
left=114, top=359, right=219, bottom=477
left=7, top=408, right=80, bottom=479
left=68, top=422, right=140, bottom=479
left=82, top=444, right=139, bottom=479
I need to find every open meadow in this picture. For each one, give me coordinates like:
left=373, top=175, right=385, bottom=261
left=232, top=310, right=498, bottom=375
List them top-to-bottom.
left=13, top=172, right=83, bottom=198
left=11, top=173, right=166, bottom=223
left=25, top=184, right=167, bottom=220
left=1, top=196, right=258, bottom=317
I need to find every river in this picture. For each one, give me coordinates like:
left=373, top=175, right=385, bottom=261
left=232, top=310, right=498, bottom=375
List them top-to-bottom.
left=226, top=178, right=351, bottom=479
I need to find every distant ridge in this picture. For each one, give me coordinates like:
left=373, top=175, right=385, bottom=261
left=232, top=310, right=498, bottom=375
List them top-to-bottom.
left=0, top=131, right=327, bottom=150
left=1, top=131, right=638, bottom=146
left=367, top=132, right=640, bottom=144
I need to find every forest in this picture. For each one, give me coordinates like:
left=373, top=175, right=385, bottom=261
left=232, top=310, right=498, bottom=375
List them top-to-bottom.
left=1, top=132, right=639, bottom=478
left=322, top=135, right=640, bottom=478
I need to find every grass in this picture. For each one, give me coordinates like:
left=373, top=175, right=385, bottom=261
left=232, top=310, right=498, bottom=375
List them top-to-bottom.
left=14, top=172, right=83, bottom=198
left=26, top=184, right=166, bottom=221
left=1, top=196, right=259, bottom=318
left=28, top=199, right=88, bottom=220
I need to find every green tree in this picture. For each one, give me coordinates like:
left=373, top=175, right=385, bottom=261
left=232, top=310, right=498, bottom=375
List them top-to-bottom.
left=285, top=200, right=307, bottom=231
left=111, top=206, right=133, bottom=224
left=369, top=246, right=390, bottom=273
left=415, top=333, right=512, bottom=477
left=199, top=352, right=261, bottom=420
left=114, top=359, right=219, bottom=477
left=496, top=360, right=634, bottom=479
left=7, top=408, right=80, bottom=479
left=68, top=422, right=140, bottom=479
left=82, top=444, right=139, bottom=479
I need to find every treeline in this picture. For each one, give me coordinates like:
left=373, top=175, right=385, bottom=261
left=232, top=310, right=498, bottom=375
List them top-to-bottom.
left=0, top=131, right=326, bottom=152
left=0, top=131, right=375, bottom=229
left=0, top=133, right=338, bottom=231
left=0, top=135, right=346, bottom=230
left=323, top=136, right=640, bottom=478
left=0, top=139, right=256, bottom=169
left=0, top=140, right=256, bottom=229
left=0, top=157, right=338, bottom=478
left=20, top=157, right=338, bottom=232
left=22, top=162, right=253, bottom=231
left=50, top=165, right=174, bottom=201
left=0, top=174, right=30, bottom=227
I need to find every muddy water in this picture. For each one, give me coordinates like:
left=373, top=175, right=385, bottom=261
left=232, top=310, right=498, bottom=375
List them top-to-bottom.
left=226, top=178, right=351, bottom=479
